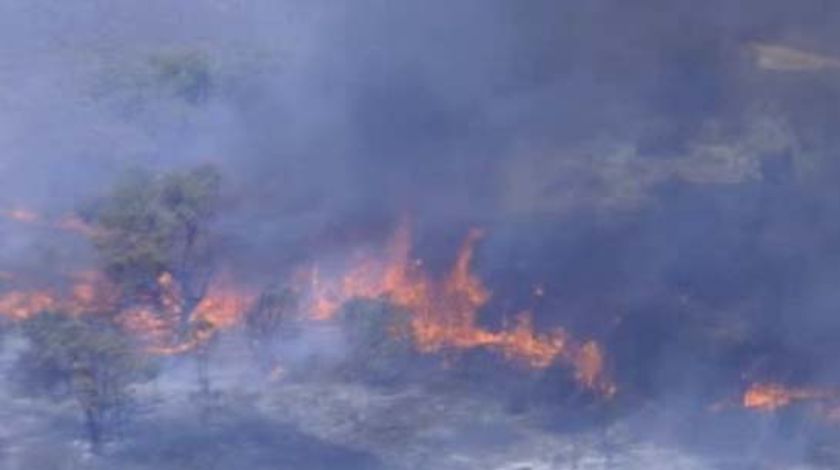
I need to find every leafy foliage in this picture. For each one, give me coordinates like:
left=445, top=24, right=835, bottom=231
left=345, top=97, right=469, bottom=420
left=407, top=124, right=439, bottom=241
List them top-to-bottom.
left=95, top=47, right=217, bottom=109
left=149, top=50, right=214, bottom=105
left=86, top=165, right=221, bottom=307
left=246, top=286, right=297, bottom=370
left=247, top=286, right=296, bottom=342
left=338, top=300, right=416, bottom=385
left=16, top=312, right=156, bottom=450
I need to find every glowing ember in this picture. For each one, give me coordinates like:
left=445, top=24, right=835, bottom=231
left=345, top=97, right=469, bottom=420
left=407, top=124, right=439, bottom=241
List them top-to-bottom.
left=301, top=223, right=615, bottom=395
left=0, top=268, right=253, bottom=356
left=65, top=270, right=119, bottom=314
left=0, top=271, right=117, bottom=320
left=116, top=272, right=183, bottom=351
left=157, top=272, right=184, bottom=317
left=132, top=274, right=255, bottom=355
left=191, top=281, right=255, bottom=329
left=0, top=290, right=58, bottom=320
left=117, top=306, right=173, bottom=344
left=575, top=341, right=616, bottom=396
left=743, top=383, right=833, bottom=412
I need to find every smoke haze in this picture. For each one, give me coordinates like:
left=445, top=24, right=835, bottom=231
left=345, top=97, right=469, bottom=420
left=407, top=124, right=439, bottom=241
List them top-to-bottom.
left=2, top=1, right=840, bottom=468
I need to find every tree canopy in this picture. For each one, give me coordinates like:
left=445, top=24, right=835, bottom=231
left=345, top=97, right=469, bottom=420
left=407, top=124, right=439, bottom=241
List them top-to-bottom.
left=86, top=165, right=222, bottom=316
left=17, top=312, right=155, bottom=451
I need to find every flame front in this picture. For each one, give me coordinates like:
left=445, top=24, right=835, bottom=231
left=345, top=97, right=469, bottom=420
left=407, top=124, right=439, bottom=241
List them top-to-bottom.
left=1, top=211, right=612, bottom=392
left=302, top=224, right=615, bottom=395
left=1, top=269, right=254, bottom=356
left=0, top=271, right=116, bottom=320
left=124, top=273, right=255, bottom=354
left=137, top=276, right=255, bottom=356
left=192, top=281, right=255, bottom=329
left=0, top=290, right=58, bottom=321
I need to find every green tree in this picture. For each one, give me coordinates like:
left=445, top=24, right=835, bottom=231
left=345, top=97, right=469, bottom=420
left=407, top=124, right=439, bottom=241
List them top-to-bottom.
left=149, top=49, right=214, bottom=105
left=85, top=165, right=222, bottom=334
left=246, top=285, right=297, bottom=371
left=16, top=312, right=156, bottom=452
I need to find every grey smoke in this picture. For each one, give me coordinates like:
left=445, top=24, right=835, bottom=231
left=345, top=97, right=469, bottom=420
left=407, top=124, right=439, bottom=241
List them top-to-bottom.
left=2, top=1, right=840, bottom=467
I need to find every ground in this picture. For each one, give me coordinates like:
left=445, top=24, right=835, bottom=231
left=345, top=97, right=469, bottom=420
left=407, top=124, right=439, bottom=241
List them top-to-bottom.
left=0, top=331, right=826, bottom=469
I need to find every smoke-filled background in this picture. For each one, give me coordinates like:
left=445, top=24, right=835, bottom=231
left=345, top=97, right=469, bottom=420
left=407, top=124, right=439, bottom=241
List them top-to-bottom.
left=2, top=1, right=840, bottom=469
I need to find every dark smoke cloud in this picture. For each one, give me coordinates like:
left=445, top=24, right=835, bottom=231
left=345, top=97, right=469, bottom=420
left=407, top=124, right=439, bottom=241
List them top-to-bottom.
left=0, top=1, right=837, bottom=215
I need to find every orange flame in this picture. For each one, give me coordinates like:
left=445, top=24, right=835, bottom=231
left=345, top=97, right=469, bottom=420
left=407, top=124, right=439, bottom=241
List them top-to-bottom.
left=302, top=224, right=615, bottom=395
left=0, top=268, right=254, bottom=356
left=0, top=271, right=117, bottom=320
left=65, top=271, right=119, bottom=314
left=115, top=272, right=183, bottom=349
left=156, top=272, right=184, bottom=317
left=125, top=273, right=255, bottom=355
left=192, top=281, right=255, bottom=329
left=0, top=290, right=58, bottom=321
left=117, top=306, right=173, bottom=344
left=743, top=383, right=833, bottom=412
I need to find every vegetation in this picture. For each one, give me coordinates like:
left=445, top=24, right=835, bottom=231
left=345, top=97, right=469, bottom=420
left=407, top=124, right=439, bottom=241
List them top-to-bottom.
left=148, top=50, right=214, bottom=105
left=4, top=165, right=224, bottom=452
left=86, top=165, right=222, bottom=331
left=246, top=285, right=297, bottom=370
left=338, top=300, right=416, bottom=385
left=16, top=312, right=155, bottom=451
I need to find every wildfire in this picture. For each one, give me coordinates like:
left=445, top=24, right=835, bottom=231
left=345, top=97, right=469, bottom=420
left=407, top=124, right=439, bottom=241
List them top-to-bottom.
left=1, top=207, right=612, bottom=392
left=301, top=223, right=615, bottom=395
left=0, top=268, right=254, bottom=356
left=0, top=271, right=116, bottom=320
left=65, top=271, right=119, bottom=314
left=115, top=272, right=183, bottom=349
left=156, top=272, right=184, bottom=317
left=121, top=273, right=255, bottom=355
left=135, top=274, right=255, bottom=355
left=191, top=280, right=255, bottom=329
left=0, top=290, right=58, bottom=321
left=117, top=306, right=173, bottom=344
left=742, top=383, right=834, bottom=412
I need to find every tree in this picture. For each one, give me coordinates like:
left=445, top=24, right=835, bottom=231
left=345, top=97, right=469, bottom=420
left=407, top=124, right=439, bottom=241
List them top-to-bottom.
left=149, top=49, right=214, bottom=105
left=85, top=165, right=222, bottom=335
left=245, top=285, right=296, bottom=371
left=337, top=300, right=416, bottom=385
left=16, top=312, right=156, bottom=452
